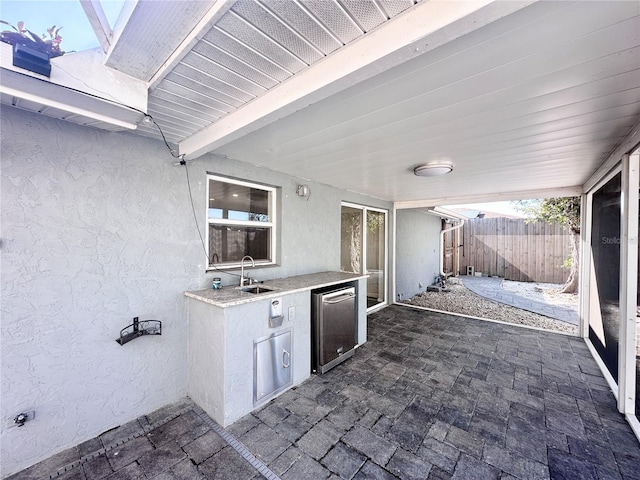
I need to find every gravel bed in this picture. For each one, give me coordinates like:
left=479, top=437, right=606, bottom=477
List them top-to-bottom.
left=402, top=280, right=578, bottom=335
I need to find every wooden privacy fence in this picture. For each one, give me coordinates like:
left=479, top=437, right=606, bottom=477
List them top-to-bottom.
left=461, top=218, right=572, bottom=283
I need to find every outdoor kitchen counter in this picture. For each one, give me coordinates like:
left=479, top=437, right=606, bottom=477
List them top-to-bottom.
left=185, top=271, right=367, bottom=307
left=185, top=271, right=368, bottom=427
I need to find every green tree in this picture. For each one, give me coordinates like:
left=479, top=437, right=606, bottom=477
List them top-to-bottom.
left=514, top=197, right=581, bottom=293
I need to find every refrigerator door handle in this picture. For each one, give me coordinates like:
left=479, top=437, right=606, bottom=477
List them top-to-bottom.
left=323, top=293, right=356, bottom=304
left=282, top=349, right=291, bottom=368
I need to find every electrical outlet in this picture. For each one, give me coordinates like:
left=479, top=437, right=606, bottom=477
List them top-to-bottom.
left=288, top=306, right=295, bottom=321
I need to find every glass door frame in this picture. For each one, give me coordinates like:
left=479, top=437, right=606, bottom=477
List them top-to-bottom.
left=582, top=151, right=640, bottom=438
left=619, top=152, right=638, bottom=422
left=582, top=166, right=622, bottom=389
left=341, top=202, right=389, bottom=312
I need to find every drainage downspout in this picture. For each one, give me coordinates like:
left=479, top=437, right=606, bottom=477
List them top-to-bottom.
left=440, top=219, right=464, bottom=277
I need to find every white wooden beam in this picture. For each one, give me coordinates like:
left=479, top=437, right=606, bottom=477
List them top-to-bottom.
left=79, top=0, right=112, bottom=53
left=104, top=0, right=138, bottom=63
left=179, top=0, right=536, bottom=159
left=393, top=186, right=584, bottom=210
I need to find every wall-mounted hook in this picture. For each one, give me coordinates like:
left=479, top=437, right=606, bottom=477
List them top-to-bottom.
left=116, top=317, right=162, bottom=346
left=14, top=411, right=34, bottom=427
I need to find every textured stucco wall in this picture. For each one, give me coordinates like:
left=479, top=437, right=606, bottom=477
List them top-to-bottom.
left=0, top=107, right=391, bottom=476
left=1, top=109, right=199, bottom=477
left=179, top=155, right=391, bottom=285
left=395, top=209, right=442, bottom=300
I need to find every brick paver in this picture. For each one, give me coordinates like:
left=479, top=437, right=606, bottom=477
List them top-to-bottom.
left=9, top=305, right=639, bottom=480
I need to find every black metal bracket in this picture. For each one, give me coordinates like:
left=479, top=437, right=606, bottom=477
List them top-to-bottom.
left=116, top=317, right=162, bottom=346
left=14, top=412, right=29, bottom=427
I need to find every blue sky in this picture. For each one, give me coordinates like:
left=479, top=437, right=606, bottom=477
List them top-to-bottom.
left=0, top=0, right=125, bottom=53
left=446, top=201, right=526, bottom=218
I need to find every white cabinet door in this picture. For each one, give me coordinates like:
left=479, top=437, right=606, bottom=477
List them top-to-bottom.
left=254, top=329, right=292, bottom=404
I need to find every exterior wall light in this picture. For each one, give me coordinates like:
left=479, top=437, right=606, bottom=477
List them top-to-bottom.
left=413, top=162, right=453, bottom=177
left=296, top=185, right=310, bottom=197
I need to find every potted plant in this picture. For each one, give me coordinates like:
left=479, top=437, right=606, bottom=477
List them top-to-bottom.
left=0, top=20, right=64, bottom=58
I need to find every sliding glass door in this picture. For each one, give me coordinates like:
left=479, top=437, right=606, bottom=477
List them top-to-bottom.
left=584, top=150, right=640, bottom=437
left=588, top=172, right=622, bottom=382
left=341, top=203, right=388, bottom=311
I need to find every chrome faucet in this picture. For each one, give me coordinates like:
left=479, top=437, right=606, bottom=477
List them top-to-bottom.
left=240, top=255, right=255, bottom=287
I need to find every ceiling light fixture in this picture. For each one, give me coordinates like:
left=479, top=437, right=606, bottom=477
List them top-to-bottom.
left=413, top=162, right=454, bottom=177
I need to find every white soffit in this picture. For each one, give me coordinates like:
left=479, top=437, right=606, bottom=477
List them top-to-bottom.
left=211, top=0, right=640, bottom=204
left=0, top=44, right=147, bottom=131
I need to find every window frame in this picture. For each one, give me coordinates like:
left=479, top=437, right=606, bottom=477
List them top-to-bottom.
left=205, top=173, right=278, bottom=270
left=340, top=201, right=389, bottom=312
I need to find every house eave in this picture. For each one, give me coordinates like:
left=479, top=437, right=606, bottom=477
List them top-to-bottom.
left=0, top=43, right=148, bottom=131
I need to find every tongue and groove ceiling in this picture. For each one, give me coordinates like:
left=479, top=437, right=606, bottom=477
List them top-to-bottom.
left=10, top=0, right=640, bottom=205
left=116, top=0, right=421, bottom=141
left=201, top=0, right=640, bottom=205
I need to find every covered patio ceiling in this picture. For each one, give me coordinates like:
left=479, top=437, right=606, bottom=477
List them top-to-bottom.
left=8, top=0, right=640, bottom=205
left=210, top=1, right=640, bottom=206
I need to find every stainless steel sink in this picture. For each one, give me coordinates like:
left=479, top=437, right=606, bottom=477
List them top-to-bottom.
left=238, top=286, right=275, bottom=294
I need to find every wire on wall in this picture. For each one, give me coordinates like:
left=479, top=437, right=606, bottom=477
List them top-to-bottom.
left=24, top=76, right=239, bottom=278
left=147, top=114, right=241, bottom=278
left=182, top=158, right=209, bottom=262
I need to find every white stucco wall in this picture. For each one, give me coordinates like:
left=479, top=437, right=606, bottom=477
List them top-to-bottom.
left=0, top=107, right=391, bottom=477
left=1, top=110, right=199, bottom=477
left=395, top=209, right=442, bottom=300
left=187, top=290, right=311, bottom=427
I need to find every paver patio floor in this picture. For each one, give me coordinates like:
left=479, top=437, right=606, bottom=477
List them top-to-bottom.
left=10, top=305, right=640, bottom=479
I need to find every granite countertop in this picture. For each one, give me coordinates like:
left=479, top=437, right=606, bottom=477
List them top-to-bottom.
left=185, top=271, right=367, bottom=307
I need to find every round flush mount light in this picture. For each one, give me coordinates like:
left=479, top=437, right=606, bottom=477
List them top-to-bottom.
left=413, top=162, right=453, bottom=177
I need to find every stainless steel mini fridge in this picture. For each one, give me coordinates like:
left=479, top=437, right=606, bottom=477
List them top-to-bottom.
left=311, top=286, right=357, bottom=374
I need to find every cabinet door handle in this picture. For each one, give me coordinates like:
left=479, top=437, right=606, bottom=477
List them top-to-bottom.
left=324, top=293, right=356, bottom=304
left=282, top=349, right=290, bottom=368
